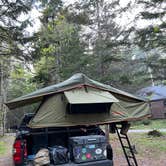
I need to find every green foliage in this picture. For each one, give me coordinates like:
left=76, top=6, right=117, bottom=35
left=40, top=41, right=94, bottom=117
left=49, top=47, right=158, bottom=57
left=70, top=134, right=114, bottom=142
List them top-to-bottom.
left=0, top=0, right=33, bottom=60
left=30, top=0, right=166, bottom=92
left=39, top=0, right=63, bottom=24
left=66, top=0, right=126, bottom=83
left=125, top=0, right=166, bottom=87
left=135, top=0, right=166, bottom=51
left=0, top=1, right=34, bottom=131
left=32, top=6, right=88, bottom=85
left=141, top=12, right=165, bottom=20
left=33, top=56, right=55, bottom=86
left=6, top=64, right=38, bottom=128
left=6, top=64, right=35, bottom=111
left=8, top=64, right=36, bottom=100
left=131, top=119, right=166, bottom=130
left=142, top=119, right=151, bottom=125
left=147, top=130, right=163, bottom=137
left=129, top=133, right=166, bottom=156
left=0, top=141, right=6, bottom=155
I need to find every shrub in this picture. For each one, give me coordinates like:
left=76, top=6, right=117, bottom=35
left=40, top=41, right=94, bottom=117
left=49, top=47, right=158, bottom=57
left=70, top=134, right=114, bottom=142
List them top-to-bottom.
left=142, top=120, right=151, bottom=125
left=147, top=130, right=162, bottom=137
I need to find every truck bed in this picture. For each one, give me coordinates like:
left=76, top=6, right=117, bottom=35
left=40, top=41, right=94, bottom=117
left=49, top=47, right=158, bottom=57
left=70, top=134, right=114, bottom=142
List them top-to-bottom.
left=56, top=160, right=113, bottom=166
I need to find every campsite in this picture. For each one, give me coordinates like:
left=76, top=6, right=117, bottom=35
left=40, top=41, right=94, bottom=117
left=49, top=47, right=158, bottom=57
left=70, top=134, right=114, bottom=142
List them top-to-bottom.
left=0, top=0, right=166, bottom=166
left=1, top=74, right=166, bottom=166
left=0, top=125, right=166, bottom=166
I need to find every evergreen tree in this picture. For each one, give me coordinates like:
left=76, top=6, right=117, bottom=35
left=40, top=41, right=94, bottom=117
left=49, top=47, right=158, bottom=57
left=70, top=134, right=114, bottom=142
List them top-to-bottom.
left=0, top=0, right=33, bottom=133
left=0, top=0, right=33, bottom=60
left=65, top=0, right=129, bottom=83
left=131, top=0, right=166, bottom=85
left=135, top=0, right=166, bottom=51
left=32, top=1, right=88, bottom=86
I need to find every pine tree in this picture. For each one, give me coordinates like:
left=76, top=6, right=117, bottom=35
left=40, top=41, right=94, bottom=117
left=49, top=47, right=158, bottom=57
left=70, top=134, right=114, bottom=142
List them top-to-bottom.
left=0, top=0, right=32, bottom=134
left=135, top=0, right=166, bottom=51
left=32, top=1, right=88, bottom=86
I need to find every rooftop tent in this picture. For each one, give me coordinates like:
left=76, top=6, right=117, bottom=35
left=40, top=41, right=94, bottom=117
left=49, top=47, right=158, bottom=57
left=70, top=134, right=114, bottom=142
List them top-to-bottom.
left=5, top=73, right=150, bottom=128
left=28, top=89, right=149, bottom=128
left=28, top=90, right=126, bottom=128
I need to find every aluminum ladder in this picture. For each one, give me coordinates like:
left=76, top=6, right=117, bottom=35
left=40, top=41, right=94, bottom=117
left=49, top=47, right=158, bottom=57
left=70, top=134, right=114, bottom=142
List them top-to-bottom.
left=115, top=124, right=138, bottom=166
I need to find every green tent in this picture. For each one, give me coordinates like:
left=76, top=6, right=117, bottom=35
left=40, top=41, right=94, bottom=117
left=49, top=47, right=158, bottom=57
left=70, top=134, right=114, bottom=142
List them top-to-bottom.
left=6, top=73, right=150, bottom=128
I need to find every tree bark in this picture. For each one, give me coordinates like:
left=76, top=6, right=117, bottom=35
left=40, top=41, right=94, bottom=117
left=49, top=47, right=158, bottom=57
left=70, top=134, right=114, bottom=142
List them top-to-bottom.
left=0, top=60, right=8, bottom=136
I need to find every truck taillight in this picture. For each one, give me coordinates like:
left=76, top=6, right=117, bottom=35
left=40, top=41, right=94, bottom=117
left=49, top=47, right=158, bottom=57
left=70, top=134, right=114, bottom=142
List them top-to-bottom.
left=13, top=140, right=27, bottom=164
left=13, top=140, right=22, bottom=164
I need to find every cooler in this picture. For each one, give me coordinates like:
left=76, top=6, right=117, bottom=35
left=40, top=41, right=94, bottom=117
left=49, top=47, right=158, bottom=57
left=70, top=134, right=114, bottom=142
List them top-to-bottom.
left=69, top=135, right=107, bottom=163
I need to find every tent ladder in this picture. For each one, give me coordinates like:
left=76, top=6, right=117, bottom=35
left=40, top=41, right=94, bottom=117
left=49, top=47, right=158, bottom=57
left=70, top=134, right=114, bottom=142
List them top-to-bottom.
left=115, top=124, right=138, bottom=166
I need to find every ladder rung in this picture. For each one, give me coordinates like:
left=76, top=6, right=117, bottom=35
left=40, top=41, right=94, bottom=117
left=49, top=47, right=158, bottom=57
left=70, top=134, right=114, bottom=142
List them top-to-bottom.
left=116, top=126, right=138, bottom=166
left=116, top=127, right=121, bottom=129
left=120, top=136, right=127, bottom=139
left=123, top=146, right=130, bottom=149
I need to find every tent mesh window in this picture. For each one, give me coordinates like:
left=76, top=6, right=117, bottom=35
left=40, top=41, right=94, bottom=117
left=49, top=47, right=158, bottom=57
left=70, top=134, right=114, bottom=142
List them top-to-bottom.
left=66, top=103, right=112, bottom=114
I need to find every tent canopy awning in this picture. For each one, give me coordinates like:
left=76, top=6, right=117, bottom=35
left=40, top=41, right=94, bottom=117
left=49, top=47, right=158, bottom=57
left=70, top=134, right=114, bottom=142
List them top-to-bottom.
left=6, top=73, right=145, bottom=109
left=64, top=87, right=119, bottom=104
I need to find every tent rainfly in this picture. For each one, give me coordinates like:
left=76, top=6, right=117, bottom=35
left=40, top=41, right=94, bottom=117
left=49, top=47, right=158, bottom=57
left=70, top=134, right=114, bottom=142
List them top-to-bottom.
left=6, top=73, right=150, bottom=128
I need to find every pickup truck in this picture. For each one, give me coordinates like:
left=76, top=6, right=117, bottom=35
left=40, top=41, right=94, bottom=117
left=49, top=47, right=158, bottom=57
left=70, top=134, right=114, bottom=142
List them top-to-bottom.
left=13, top=113, right=113, bottom=166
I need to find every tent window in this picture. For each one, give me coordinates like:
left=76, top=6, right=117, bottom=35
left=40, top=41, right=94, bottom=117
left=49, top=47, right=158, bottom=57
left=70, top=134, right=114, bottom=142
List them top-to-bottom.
left=66, top=103, right=112, bottom=114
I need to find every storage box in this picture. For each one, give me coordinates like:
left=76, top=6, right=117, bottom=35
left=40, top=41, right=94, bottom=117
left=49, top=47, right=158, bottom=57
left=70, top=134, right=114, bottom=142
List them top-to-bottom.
left=69, top=135, right=107, bottom=163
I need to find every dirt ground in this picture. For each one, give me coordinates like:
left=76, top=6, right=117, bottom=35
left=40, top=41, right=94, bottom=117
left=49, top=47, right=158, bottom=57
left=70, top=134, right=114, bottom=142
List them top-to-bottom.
left=0, top=134, right=166, bottom=166
left=0, top=135, right=14, bottom=166
left=111, top=136, right=166, bottom=166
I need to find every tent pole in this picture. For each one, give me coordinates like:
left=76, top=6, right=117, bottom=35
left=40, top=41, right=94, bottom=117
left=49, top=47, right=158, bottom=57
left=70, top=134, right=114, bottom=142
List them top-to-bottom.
left=105, top=124, right=110, bottom=144
left=45, top=128, right=48, bottom=147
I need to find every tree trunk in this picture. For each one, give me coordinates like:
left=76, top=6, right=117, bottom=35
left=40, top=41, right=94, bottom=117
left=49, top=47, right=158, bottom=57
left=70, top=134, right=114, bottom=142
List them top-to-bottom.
left=96, top=0, right=105, bottom=78
left=0, top=60, right=8, bottom=136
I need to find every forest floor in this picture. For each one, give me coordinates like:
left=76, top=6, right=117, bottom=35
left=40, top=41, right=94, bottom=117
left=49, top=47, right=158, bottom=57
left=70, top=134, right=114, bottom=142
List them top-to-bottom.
left=0, top=132, right=166, bottom=166
left=111, top=132, right=166, bottom=166
left=0, top=135, right=14, bottom=166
